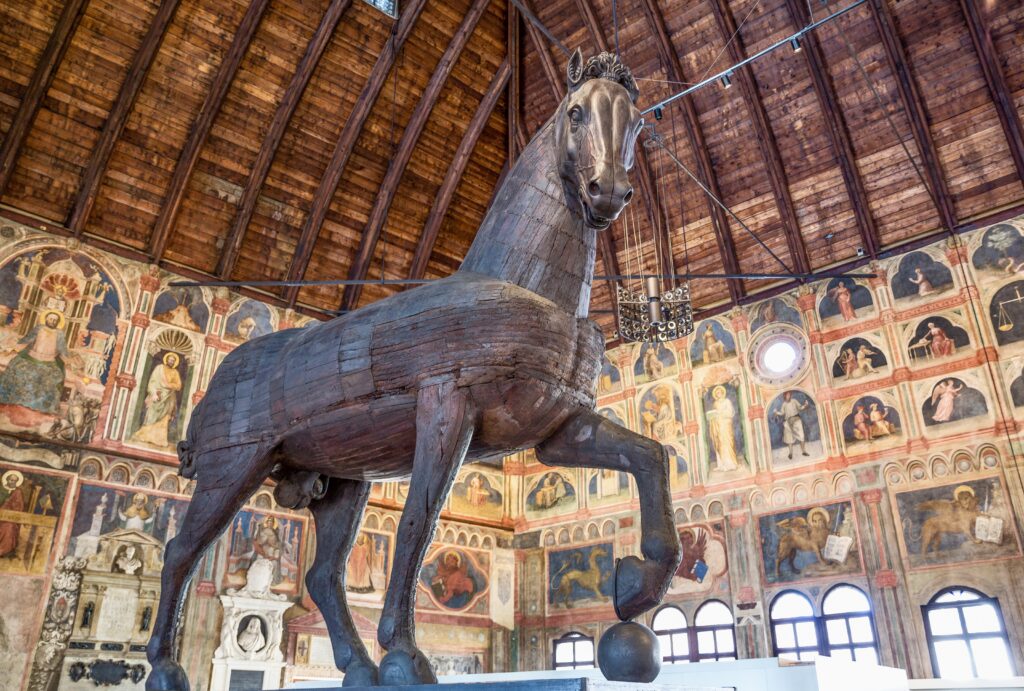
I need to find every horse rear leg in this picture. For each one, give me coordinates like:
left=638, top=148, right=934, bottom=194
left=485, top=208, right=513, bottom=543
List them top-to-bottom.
left=377, top=377, right=475, bottom=685
left=537, top=409, right=681, bottom=621
left=146, top=443, right=275, bottom=691
left=304, top=478, right=378, bottom=687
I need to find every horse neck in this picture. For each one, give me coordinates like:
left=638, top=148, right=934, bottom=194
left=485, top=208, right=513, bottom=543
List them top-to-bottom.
left=459, top=121, right=596, bottom=318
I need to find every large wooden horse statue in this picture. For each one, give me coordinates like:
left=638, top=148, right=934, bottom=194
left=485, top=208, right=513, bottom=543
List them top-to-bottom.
left=146, top=49, right=681, bottom=690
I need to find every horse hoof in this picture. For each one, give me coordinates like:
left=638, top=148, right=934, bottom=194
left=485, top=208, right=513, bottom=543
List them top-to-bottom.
left=613, top=556, right=666, bottom=622
left=379, top=649, right=437, bottom=686
left=145, top=658, right=189, bottom=691
left=342, top=659, right=379, bottom=687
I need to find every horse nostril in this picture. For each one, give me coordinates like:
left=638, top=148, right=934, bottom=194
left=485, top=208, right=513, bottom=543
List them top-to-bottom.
left=588, top=180, right=601, bottom=197
left=623, top=188, right=633, bottom=203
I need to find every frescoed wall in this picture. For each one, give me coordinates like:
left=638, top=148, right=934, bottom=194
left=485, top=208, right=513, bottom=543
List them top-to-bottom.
left=6, top=214, right=1024, bottom=685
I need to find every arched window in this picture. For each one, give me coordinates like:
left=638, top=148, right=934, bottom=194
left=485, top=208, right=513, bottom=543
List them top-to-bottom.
left=822, top=585, right=878, bottom=664
left=923, top=587, right=1015, bottom=679
left=770, top=591, right=818, bottom=661
left=695, top=600, right=737, bottom=661
left=652, top=606, right=690, bottom=664
left=552, top=631, right=595, bottom=670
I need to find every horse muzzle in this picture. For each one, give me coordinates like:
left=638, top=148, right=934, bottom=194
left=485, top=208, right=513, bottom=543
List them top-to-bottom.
left=582, top=170, right=633, bottom=230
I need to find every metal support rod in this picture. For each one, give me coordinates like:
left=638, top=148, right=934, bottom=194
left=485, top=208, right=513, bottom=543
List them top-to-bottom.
left=640, top=0, right=866, bottom=115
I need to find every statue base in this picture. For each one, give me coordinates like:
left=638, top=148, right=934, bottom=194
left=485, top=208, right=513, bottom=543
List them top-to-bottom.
left=291, top=679, right=727, bottom=691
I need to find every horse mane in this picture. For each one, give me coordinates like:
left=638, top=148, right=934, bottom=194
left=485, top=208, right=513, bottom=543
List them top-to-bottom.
left=575, top=52, right=639, bottom=103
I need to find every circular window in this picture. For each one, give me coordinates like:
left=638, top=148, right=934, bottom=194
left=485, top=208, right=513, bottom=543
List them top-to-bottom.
left=747, top=324, right=809, bottom=388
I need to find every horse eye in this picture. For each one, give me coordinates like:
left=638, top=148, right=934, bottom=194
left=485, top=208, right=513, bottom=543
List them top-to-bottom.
left=569, top=107, right=583, bottom=124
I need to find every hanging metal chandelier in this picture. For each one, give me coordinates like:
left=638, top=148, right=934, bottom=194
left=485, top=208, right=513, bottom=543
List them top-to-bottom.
left=616, top=277, right=693, bottom=343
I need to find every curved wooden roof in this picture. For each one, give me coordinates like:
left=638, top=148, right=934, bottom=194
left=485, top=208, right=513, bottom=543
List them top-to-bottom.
left=1, top=0, right=1023, bottom=337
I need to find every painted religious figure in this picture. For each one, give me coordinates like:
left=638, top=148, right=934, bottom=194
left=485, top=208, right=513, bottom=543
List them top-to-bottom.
left=972, top=222, right=1024, bottom=274
left=890, top=251, right=954, bottom=301
left=819, top=277, right=873, bottom=325
left=152, top=289, right=208, bottom=333
left=225, top=300, right=274, bottom=344
left=0, top=310, right=76, bottom=415
left=907, top=317, right=968, bottom=361
left=690, top=321, right=736, bottom=367
left=831, top=337, right=887, bottom=381
left=633, top=342, right=677, bottom=385
left=130, top=351, right=184, bottom=448
left=597, top=355, right=622, bottom=394
left=922, top=378, right=988, bottom=426
left=702, top=382, right=746, bottom=479
left=638, top=384, right=683, bottom=442
left=768, top=390, right=822, bottom=467
left=0, top=466, right=66, bottom=574
left=588, top=469, right=630, bottom=503
left=450, top=471, right=503, bottom=520
left=525, top=472, right=576, bottom=514
left=893, top=477, right=1021, bottom=570
left=760, top=502, right=861, bottom=584
left=224, top=511, right=304, bottom=594
left=669, top=521, right=728, bottom=596
left=346, top=531, right=390, bottom=599
left=548, top=543, right=614, bottom=609
left=419, top=548, right=488, bottom=611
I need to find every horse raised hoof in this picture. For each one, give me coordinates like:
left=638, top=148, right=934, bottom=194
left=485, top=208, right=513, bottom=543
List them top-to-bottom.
left=613, top=556, right=667, bottom=622
left=379, top=649, right=437, bottom=686
left=145, top=658, right=189, bottom=691
left=341, top=659, right=379, bottom=687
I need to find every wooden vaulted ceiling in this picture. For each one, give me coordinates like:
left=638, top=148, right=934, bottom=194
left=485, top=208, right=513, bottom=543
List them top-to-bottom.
left=1, top=0, right=1023, bottom=338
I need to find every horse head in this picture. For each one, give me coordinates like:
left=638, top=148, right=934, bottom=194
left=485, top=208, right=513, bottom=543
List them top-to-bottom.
left=555, top=49, right=642, bottom=230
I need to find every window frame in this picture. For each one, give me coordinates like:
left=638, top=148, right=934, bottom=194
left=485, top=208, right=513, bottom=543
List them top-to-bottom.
left=820, top=584, right=880, bottom=663
left=922, top=586, right=1015, bottom=679
left=769, top=590, right=820, bottom=661
left=693, top=600, right=738, bottom=662
left=651, top=601, right=738, bottom=664
left=552, top=631, right=595, bottom=671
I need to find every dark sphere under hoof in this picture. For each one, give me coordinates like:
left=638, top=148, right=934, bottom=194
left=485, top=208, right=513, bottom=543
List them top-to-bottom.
left=597, top=621, right=662, bottom=683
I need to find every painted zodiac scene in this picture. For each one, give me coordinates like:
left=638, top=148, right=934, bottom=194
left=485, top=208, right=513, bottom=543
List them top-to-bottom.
left=4, top=216, right=1024, bottom=685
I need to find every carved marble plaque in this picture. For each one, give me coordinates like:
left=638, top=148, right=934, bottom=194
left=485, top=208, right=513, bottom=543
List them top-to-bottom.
left=95, top=587, right=138, bottom=641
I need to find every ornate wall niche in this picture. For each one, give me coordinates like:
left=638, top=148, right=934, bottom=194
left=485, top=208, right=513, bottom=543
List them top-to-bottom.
left=817, top=277, right=875, bottom=328
left=827, top=334, right=890, bottom=383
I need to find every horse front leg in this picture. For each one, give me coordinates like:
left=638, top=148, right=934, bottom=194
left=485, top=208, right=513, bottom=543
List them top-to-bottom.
left=377, top=377, right=475, bottom=685
left=537, top=409, right=681, bottom=621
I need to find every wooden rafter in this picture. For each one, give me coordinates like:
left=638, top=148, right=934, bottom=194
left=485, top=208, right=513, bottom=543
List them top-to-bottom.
left=0, top=0, right=89, bottom=197
left=66, top=0, right=183, bottom=236
left=148, top=0, right=272, bottom=262
left=216, top=0, right=355, bottom=279
left=284, top=0, right=430, bottom=306
left=340, top=0, right=492, bottom=311
left=507, top=0, right=521, bottom=165
left=519, top=0, right=621, bottom=287
left=572, top=0, right=674, bottom=285
left=637, top=0, right=742, bottom=303
left=707, top=0, right=809, bottom=274
left=782, top=0, right=880, bottom=259
left=867, top=0, right=956, bottom=232
left=958, top=0, right=1024, bottom=182
left=409, top=59, right=511, bottom=280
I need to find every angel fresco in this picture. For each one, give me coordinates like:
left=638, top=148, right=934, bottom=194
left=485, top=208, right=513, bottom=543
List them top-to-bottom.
left=152, top=289, right=208, bottom=333
left=922, top=378, right=988, bottom=426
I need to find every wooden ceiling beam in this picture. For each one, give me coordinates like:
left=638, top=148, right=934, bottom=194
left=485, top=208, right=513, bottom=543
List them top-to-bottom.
left=0, top=0, right=89, bottom=197
left=66, top=0, right=183, bottom=236
left=148, top=0, right=272, bottom=262
left=216, top=0, right=355, bottom=279
left=283, top=0, right=429, bottom=306
left=339, top=0, right=492, bottom=311
left=573, top=0, right=675, bottom=286
left=638, top=0, right=742, bottom=303
left=707, top=0, right=809, bottom=274
left=782, top=0, right=880, bottom=259
left=867, top=0, right=956, bottom=232
left=958, top=0, right=1024, bottom=182
left=507, top=1, right=521, bottom=165
left=409, top=59, right=511, bottom=280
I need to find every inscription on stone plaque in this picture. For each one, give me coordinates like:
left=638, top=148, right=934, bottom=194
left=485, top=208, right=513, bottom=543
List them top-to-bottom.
left=227, top=669, right=264, bottom=691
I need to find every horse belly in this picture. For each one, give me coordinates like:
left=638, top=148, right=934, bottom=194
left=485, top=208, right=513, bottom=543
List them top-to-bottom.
left=279, top=393, right=418, bottom=480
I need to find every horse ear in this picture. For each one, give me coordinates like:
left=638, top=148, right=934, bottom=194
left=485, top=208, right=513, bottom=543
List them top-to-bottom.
left=566, top=47, right=584, bottom=90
